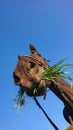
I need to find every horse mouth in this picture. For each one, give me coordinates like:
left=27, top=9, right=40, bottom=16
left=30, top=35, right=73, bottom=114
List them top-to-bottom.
left=13, top=72, right=20, bottom=85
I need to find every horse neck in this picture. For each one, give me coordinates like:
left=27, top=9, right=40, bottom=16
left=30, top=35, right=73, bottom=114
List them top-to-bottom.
left=47, top=78, right=73, bottom=108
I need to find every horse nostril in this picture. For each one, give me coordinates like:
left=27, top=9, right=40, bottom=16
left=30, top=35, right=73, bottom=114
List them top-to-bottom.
left=13, top=72, right=20, bottom=84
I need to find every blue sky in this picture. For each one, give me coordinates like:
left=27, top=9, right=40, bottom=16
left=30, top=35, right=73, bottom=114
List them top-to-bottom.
left=0, top=0, right=73, bottom=130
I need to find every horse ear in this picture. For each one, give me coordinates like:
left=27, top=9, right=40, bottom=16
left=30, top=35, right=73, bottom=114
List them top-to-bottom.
left=29, top=44, right=38, bottom=54
left=18, top=55, right=22, bottom=59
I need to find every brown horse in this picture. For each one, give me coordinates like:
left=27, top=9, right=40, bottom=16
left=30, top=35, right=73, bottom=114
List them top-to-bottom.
left=13, top=44, right=73, bottom=125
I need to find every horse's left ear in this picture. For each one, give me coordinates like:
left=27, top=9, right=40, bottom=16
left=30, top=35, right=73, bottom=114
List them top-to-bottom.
left=29, top=44, right=38, bottom=54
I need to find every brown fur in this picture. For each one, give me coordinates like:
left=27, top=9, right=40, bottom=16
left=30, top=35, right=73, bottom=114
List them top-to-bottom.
left=13, top=44, right=73, bottom=124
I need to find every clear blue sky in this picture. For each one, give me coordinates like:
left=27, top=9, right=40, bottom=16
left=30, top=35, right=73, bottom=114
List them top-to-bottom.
left=0, top=0, right=73, bottom=130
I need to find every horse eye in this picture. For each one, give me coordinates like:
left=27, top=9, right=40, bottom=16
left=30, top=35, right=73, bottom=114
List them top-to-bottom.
left=28, top=62, right=35, bottom=69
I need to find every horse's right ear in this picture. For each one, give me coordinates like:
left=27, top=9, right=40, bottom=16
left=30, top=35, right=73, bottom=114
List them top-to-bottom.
left=29, top=44, right=38, bottom=54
